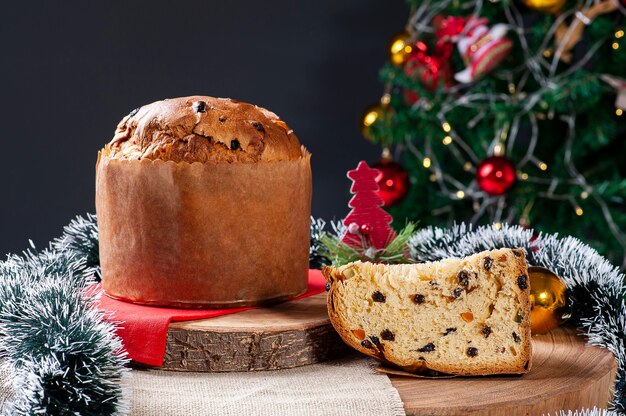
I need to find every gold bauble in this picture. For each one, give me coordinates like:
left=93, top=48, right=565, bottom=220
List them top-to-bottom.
left=522, top=0, right=566, bottom=14
left=389, top=31, right=413, bottom=67
left=360, top=104, right=385, bottom=141
left=528, top=266, right=570, bottom=334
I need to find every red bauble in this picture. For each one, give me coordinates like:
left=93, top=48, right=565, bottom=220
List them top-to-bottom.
left=475, top=156, right=516, bottom=195
left=371, top=159, right=410, bottom=207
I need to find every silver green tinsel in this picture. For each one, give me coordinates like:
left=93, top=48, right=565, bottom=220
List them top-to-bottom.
left=52, top=213, right=101, bottom=280
left=0, top=215, right=128, bottom=415
left=309, top=217, right=331, bottom=270
left=555, top=408, right=618, bottom=416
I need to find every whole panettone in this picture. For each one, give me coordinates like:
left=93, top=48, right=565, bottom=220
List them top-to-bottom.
left=96, top=96, right=312, bottom=308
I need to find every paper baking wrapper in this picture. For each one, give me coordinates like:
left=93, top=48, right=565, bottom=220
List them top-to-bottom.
left=96, top=147, right=312, bottom=308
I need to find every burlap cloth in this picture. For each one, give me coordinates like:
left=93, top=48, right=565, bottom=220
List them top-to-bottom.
left=0, top=355, right=405, bottom=415
left=129, top=355, right=405, bottom=416
left=0, top=366, right=11, bottom=414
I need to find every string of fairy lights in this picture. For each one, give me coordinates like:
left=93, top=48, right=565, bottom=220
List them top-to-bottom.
left=362, top=0, right=626, bottom=257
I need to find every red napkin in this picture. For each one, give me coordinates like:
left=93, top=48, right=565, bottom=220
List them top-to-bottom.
left=96, top=269, right=327, bottom=367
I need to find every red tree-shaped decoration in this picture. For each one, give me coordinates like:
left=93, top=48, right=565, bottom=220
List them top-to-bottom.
left=342, top=161, right=397, bottom=249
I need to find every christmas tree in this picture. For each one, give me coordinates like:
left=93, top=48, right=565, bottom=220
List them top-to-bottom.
left=362, top=0, right=626, bottom=266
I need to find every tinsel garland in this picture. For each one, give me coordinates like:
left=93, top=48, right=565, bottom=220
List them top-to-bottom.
left=52, top=212, right=101, bottom=280
left=0, top=215, right=128, bottom=415
left=1, top=215, right=623, bottom=414
left=310, top=218, right=332, bottom=270
left=555, top=409, right=618, bottom=416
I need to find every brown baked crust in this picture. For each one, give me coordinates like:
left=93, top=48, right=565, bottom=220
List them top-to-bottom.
left=107, top=96, right=303, bottom=163
left=322, top=249, right=532, bottom=376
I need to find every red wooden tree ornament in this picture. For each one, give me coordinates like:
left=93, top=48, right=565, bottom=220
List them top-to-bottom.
left=341, top=161, right=397, bottom=250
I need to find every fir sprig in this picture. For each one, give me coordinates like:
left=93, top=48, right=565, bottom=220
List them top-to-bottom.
left=320, top=222, right=417, bottom=266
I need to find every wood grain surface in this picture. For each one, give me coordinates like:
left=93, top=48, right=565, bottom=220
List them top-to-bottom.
left=163, top=292, right=349, bottom=371
left=390, top=327, right=617, bottom=415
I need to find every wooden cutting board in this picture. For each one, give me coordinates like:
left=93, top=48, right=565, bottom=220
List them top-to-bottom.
left=163, top=292, right=616, bottom=415
left=163, top=292, right=349, bottom=371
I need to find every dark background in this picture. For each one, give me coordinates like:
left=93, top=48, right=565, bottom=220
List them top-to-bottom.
left=0, top=1, right=407, bottom=255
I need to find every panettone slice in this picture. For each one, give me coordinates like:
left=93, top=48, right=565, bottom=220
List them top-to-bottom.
left=322, top=248, right=532, bottom=376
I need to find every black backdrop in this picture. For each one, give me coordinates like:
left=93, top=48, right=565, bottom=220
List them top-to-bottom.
left=0, top=0, right=407, bottom=255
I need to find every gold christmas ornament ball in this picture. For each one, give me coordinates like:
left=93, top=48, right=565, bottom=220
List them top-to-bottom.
left=522, top=0, right=566, bottom=14
left=389, top=31, right=413, bottom=66
left=360, top=104, right=384, bottom=141
left=528, top=266, right=570, bottom=334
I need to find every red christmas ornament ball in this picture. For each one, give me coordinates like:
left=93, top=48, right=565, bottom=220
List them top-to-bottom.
left=475, top=156, right=516, bottom=195
left=372, top=159, right=410, bottom=207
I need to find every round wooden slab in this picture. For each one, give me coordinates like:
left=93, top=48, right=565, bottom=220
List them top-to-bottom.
left=163, top=292, right=349, bottom=372
left=390, top=327, right=617, bottom=415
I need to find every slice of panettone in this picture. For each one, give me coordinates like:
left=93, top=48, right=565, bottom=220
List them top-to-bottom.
left=322, top=248, right=532, bottom=376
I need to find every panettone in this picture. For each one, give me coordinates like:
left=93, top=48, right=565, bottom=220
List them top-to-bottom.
left=96, top=96, right=312, bottom=308
left=322, top=248, right=532, bottom=375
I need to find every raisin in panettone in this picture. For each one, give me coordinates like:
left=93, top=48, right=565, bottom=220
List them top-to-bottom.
left=96, top=96, right=312, bottom=308
left=322, top=248, right=532, bottom=375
